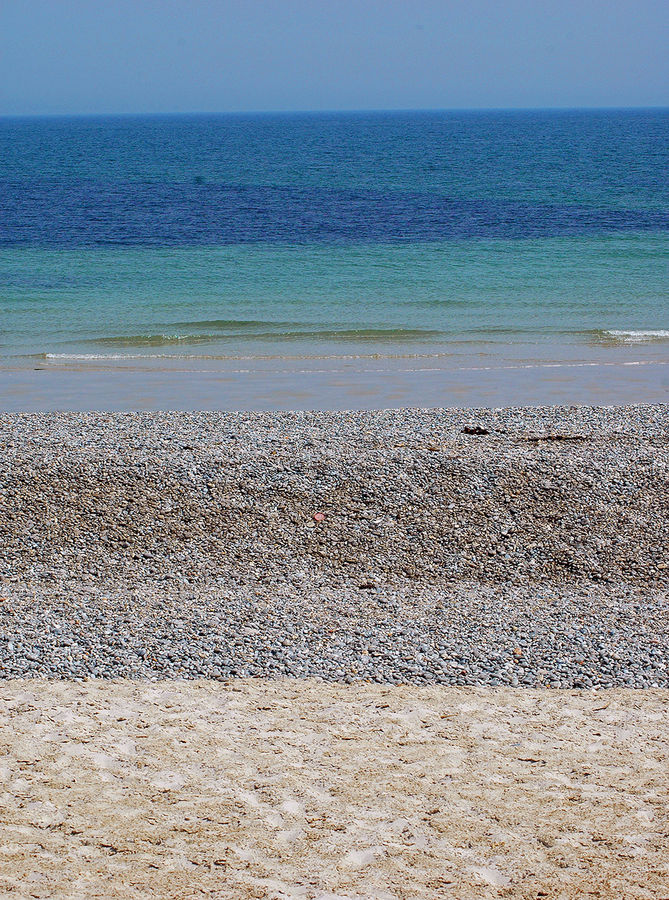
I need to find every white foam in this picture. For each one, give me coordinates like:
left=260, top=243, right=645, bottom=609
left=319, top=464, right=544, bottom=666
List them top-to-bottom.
left=603, top=330, right=669, bottom=343
left=42, top=351, right=454, bottom=362
left=45, top=353, right=152, bottom=360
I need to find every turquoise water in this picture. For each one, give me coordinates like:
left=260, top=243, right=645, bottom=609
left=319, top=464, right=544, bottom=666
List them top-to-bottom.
left=0, top=110, right=667, bottom=407
left=1, top=233, right=668, bottom=361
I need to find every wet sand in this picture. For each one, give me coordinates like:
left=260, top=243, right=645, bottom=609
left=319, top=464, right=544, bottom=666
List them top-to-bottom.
left=1, top=341, right=667, bottom=412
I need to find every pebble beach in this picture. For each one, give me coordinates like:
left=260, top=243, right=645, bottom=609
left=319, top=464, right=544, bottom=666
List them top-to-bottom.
left=1, top=404, right=667, bottom=688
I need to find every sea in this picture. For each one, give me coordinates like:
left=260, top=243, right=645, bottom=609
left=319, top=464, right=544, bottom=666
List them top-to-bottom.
left=1, top=109, right=667, bottom=410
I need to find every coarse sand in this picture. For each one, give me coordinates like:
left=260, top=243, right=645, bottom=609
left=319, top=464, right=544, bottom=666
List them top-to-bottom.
left=0, top=680, right=667, bottom=899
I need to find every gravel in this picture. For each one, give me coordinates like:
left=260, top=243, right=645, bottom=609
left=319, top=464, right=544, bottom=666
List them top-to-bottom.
left=0, top=405, right=667, bottom=687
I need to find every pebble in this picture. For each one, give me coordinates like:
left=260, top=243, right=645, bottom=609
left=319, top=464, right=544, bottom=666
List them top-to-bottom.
left=0, top=405, right=667, bottom=687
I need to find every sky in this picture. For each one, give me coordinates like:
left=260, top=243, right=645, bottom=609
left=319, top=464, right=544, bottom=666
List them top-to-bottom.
left=1, top=0, right=667, bottom=116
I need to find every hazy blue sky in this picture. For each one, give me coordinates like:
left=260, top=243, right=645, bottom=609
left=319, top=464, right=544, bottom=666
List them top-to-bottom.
left=1, top=0, right=667, bottom=115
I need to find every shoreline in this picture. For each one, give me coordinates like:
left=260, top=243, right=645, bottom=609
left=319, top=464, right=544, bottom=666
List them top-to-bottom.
left=3, top=103, right=668, bottom=900
left=1, top=348, right=668, bottom=412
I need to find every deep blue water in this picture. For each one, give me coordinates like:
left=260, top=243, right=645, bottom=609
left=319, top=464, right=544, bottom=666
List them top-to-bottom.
left=0, top=109, right=667, bottom=362
left=2, top=110, right=668, bottom=247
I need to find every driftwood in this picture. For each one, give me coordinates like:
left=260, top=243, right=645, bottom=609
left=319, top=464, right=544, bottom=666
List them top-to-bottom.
left=522, top=434, right=589, bottom=442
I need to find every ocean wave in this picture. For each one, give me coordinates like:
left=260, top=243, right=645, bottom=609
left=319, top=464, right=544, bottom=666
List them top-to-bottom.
left=166, top=318, right=302, bottom=329
left=85, top=327, right=446, bottom=347
left=597, top=329, right=669, bottom=343
left=91, top=333, right=223, bottom=347
left=40, top=349, right=452, bottom=362
left=34, top=353, right=669, bottom=371
left=43, top=353, right=166, bottom=360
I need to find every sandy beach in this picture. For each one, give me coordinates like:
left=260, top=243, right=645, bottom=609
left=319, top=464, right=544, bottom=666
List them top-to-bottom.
left=1, top=680, right=668, bottom=899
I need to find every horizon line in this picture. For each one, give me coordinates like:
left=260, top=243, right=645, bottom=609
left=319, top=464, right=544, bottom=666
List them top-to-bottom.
left=2, top=104, right=668, bottom=121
